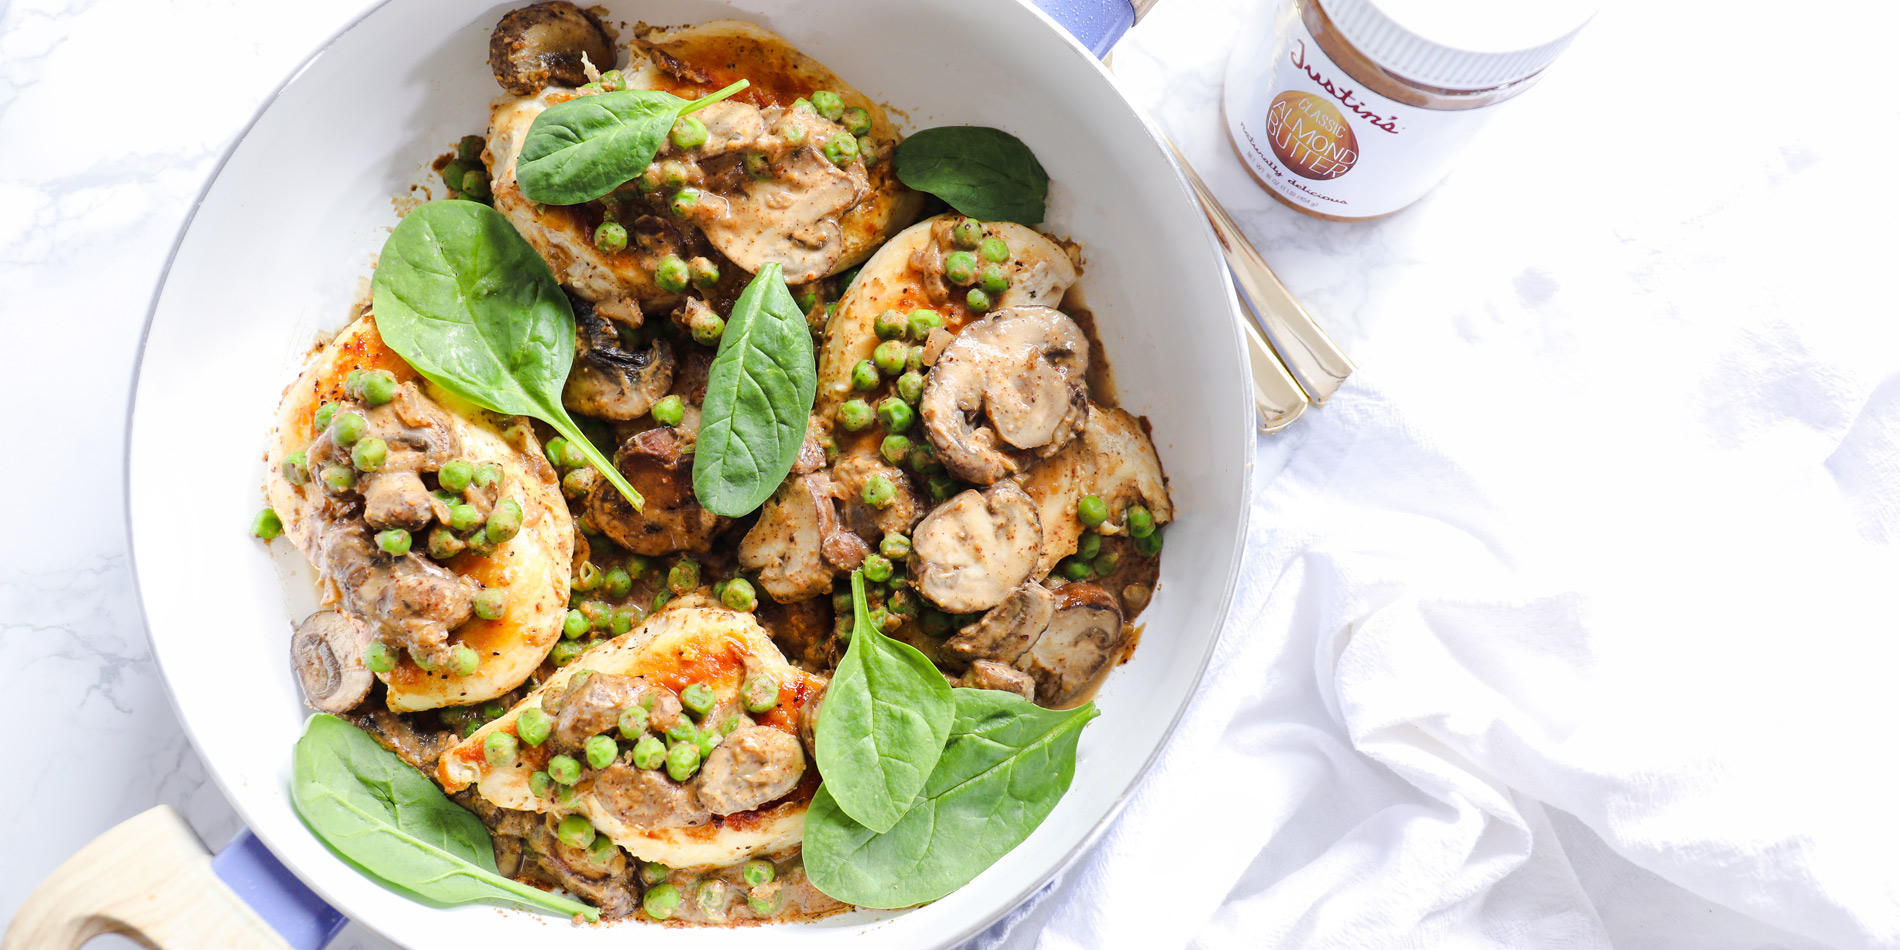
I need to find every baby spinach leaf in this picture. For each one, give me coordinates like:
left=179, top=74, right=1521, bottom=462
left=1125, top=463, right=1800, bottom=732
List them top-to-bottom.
left=517, top=79, right=749, bottom=206
left=894, top=126, right=1050, bottom=226
left=371, top=199, right=642, bottom=509
left=692, top=262, right=818, bottom=517
left=813, top=571, right=955, bottom=833
left=805, top=689, right=1099, bottom=908
left=291, top=714, right=598, bottom=921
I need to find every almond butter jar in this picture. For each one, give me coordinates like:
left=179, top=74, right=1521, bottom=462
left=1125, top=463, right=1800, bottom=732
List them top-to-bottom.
left=1223, top=0, right=1594, bottom=221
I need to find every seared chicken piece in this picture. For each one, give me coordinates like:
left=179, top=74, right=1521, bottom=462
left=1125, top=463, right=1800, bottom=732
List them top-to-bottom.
left=1019, top=405, right=1176, bottom=581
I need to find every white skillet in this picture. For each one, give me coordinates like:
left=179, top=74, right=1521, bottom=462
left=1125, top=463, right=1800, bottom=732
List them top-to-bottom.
left=25, top=0, right=1253, bottom=946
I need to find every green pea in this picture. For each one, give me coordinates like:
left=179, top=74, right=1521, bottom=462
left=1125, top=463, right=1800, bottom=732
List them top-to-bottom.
left=599, top=69, right=624, bottom=91
left=579, top=81, right=603, bottom=95
left=810, top=89, right=845, bottom=120
left=840, top=104, right=872, bottom=135
left=670, top=115, right=708, bottom=149
left=778, top=117, right=806, bottom=145
left=823, top=133, right=859, bottom=165
left=457, top=134, right=485, bottom=163
left=857, top=135, right=879, bottom=164
left=744, top=150, right=772, bottom=180
left=440, top=159, right=471, bottom=191
left=658, top=160, right=690, bottom=188
left=460, top=170, right=491, bottom=201
left=670, top=187, right=700, bottom=218
left=951, top=217, right=984, bottom=249
left=594, top=220, right=628, bottom=254
left=979, top=236, right=1010, bottom=263
left=943, top=250, right=978, bottom=285
left=656, top=255, right=690, bottom=293
left=689, top=257, right=720, bottom=289
left=979, top=262, right=1011, bottom=295
left=966, top=287, right=993, bottom=312
left=874, top=308, right=908, bottom=340
left=908, top=309, right=945, bottom=341
left=690, top=311, right=725, bottom=346
left=873, top=339, right=908, bottom=375
left=906, top=344, right=926, bottom=373
left=848, top=359, right=880, bottom=392
left=360, top=370, right=398, bottom=406
left=896, top=371, right=925, bottom=405
left=640, top=396, right=683, bottom=431
left=876, top=397, right=914, bottom=433
left=839, top=398, right=874, bottom=431
left=313, top=402, right=337, bottom=431
left=330, top=412, right=366, bottom=446
left=880, top=434, right=912, bottom=465
left=351, top=437, right=387, bottom=472
left=909, top=440, right=940, bottom=473
left=278, top=451, right=309, bottom=486
left=437, top=459, right=474, bottom=492
left=473, top=462, right=502, bottom=488
left=560, top=468, right=592, bottom=499
left=927, top=473, right=957, bottom=501
left=862, top=474, right=897, bottom=509
left=1077, top=494, right=1109, bottom=527
left=447, top=504, right=481, bottom=533
left=1127, top=505, right=1156, bottom=538
left=252, top=508, right=283, bottom=540
left=374, top=529, right=410, bottom=556
left=1135, top=530, right=1163, bottom=558
left=879, top=533, right=911, bottom=560
left=1077, top=533, right=1102, bottom=560
left=1092, top=550, right=1121, bottom=576
left=862, top=553, right=894, bottom=583
left=625, top=555, right=651, bottom=579
left=1059, top=556, right=1092, bottom=581
left=668, top=558, right=699, bottom=594
left=573, top=560, right=603, bottom=593
left=591, top=567, right=628, bottom=602
left=722, top=577, right=758, bottom=612
left=653, top=589, right=674, bottom=612
left=580, top=600, right=612, bottom=631
left=870, top=605, right=895, bottom=632
left=615, top=606, right=642, bottom=634
left=920, top=608, right=952, bottom=635
left=560, top=609, right=589, bottom=640
left=548, top=640, right=584, bottom=665
left=363, top=641, right=394, bottom=673
left=450, top=644, right=480, bottom=675
left=412, top=650, right=440, bottom=673
left=726, top=675, right=776, bottom=716
left=679, top=682, right=715, bottom=718
left=613, top=706, right=649, bottom=741
left=513, top=707, right=551, bottom=748
left=692, top=726, right=720, bottom=758
left=483, top=730, right=517, bottom=766
left=585, top=734, right=618, bottom=769
left=631, top=734, right=666, bottom=769
left=665, top=741, right=701, bottom=781
left=548, top=754, right=581, bottom=785
left=529, top=770, right=553, bottom=798
left=556, top=814, right=596, bottom=848
left=586, top=832, right=619, bottom=865
left=641, top=862, right=671, bottom=885
left=696, top=879, right=731, bottom=920
left=644, top=882, right=682, bottom=920
left=747, top=886, right=785, bottom=917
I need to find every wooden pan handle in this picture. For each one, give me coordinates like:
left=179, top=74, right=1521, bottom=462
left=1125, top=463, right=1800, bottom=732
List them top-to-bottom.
left=4, top=806, right=291, bottom=950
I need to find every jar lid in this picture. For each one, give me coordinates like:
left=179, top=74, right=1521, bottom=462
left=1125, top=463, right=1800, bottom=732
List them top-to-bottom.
left=1317, top=0, right=1596, bottom=91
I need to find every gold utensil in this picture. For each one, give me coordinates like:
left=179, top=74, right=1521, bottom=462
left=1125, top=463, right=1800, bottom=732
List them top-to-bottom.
left=1166, top=140, right=1356, bottom=405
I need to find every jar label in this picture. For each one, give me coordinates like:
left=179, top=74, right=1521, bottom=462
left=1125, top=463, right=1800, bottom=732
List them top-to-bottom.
left=1224, top=9, right=1501, bottom=217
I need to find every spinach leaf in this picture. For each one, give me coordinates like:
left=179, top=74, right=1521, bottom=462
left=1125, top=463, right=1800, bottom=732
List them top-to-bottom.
left=517, top=79, right=749, bottom=205
left=894, top=126, right=1050, bottom=226
left=371, top=199, right=642, bottom=509
left=691, top=262, right=818, bottom=517
left=813, top=570, right=955, bottom=832
left=805, top=689, right=1099, bottom=908
left=290, top=714, right=598, bottom=921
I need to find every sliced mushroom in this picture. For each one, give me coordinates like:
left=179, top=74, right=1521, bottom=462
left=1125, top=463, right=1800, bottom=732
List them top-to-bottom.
left=488, top=2, right=615, bottom=96
left=562, top=304, right=675, bottom=420
left=920, top=307, right=1090, bottom=485
left=586, top=426, right=728, bottom=555
left=739, top=473, right=844, bottom=603
left=910, top=480, right=1041, bottom=613
left=942, top=581, right=1054, bottom=666
left=1015, top=581, right=1126, bottom=709
left=291, top=610, right=375, bottom=714
left=958, top=660, right=1036, bottom=702
left=692, top=725, right=806, bottom=815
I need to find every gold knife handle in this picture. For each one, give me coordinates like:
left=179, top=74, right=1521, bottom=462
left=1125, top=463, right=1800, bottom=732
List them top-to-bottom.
left=1167, top=142, right=1356, bottom=404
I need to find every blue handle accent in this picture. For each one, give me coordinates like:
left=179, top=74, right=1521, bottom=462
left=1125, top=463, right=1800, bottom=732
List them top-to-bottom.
left=1029, top=0, right=1136, bottom=57
left=212, top=829, right=348, bottom=950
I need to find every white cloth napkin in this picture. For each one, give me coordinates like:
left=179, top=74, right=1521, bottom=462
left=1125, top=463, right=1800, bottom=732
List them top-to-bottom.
left=966, top=178, right=1900, bottom=949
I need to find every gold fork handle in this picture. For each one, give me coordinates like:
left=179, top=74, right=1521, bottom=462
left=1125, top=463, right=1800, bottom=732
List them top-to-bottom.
left=1167, top=141, right=1356, bottom=403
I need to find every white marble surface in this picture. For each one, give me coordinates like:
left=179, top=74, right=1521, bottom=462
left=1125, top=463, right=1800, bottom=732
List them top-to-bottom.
left=2, top=0, right=1889, bottom=946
